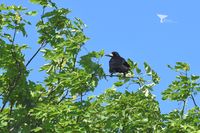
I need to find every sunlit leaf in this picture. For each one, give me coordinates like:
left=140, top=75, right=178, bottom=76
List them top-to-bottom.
left=25, top=11, right=37, bottom=16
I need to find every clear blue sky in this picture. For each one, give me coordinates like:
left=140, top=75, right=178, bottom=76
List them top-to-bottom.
left=2, top=0, right=200, bottom=113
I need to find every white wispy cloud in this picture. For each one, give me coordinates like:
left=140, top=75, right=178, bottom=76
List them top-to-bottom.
left=157, top=13, right=177, bottom=24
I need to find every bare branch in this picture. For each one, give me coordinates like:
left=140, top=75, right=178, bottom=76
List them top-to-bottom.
left=26, top=7, right=47, bottom=67
left=25, top=42, right=46, bottom=67
left=191, top=94, right=198, bottom=107
left=181, top=100, right=186, bottom=118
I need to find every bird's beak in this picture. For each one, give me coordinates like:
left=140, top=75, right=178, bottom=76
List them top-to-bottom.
left=105, top=53, right=113, bottom=57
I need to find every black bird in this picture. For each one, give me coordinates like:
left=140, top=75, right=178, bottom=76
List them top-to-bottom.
left=105, top=51, right=130, bottom=77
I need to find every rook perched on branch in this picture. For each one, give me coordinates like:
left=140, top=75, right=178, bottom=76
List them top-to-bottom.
left=105, top=51, right=130, bottom=77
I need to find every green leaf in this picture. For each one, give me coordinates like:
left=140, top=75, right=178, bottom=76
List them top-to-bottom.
left=29, top=0, right=48, bottom=6
left=0, top=4, right=7, bottom=10
left=25, top=11, right=37, bottom=16
left=3, top=33, right=12, bottom=42
left=19, top=44, right=29, bottom=50
left=144, top=62, right=152, bottom=75
left=175, top=62, right=190, bottom=71
left=167, top=64, right=174, bottom=70
left=136, top=67, right=141, bottom=74
left=152, top=70, right=160, bottom=84
left=191, top=75, right=200, bottom=81
left=114, top=81, right=124, bottom=87
left=31, top=127, right=43, bottom=132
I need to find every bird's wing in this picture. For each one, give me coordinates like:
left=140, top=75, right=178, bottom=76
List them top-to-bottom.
left=122, top=58, right=130, bottom=68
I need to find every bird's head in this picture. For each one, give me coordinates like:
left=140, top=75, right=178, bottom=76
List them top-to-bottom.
left=105, top=51, right=120, bottom=57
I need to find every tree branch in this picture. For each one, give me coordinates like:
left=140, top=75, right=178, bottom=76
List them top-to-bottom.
left=26, top=6, right=47, bottom=67
left=1, top=24, right=21, bottom=112
left=25, top=42, right=46, bottom=67
left=104, top=74, right=134, bottom=78
left=57, top=90, right=69, bottom=104
left=191, top=94, right=198, bottom=107
left=181, top=100, right=186, bottom=118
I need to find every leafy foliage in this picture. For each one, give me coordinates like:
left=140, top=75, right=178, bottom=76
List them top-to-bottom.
left=0, top=1, right=200, bottom=132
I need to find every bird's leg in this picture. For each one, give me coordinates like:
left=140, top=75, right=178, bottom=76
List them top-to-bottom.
left=123, top=73, right=126, bottom=78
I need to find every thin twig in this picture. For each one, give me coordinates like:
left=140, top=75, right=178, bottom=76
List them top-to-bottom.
left=26, top=6, right=46, bottom=67
left=25, top=42, right=46, bottom=67
left=72, top=53, right=78, bottom=71
left=180, top=70, right=187, bottom=118
left=104, top=74, right=135, bottom=79
left=57, top=90, right=69, bottom=104
left=80, top=92, right=83, bottom=102
left=76, top=93, right=87, bottom=101
left=191, top=94, right=198, bottom=107
left=181, top=100, right=186, bottom=118
left=1, top=102, right=7, bottom=112
left=9, top=104, right=13, bottom=115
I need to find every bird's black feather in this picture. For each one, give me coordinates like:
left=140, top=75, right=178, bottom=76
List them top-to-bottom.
left=106, top=51, right=130, bottom=76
